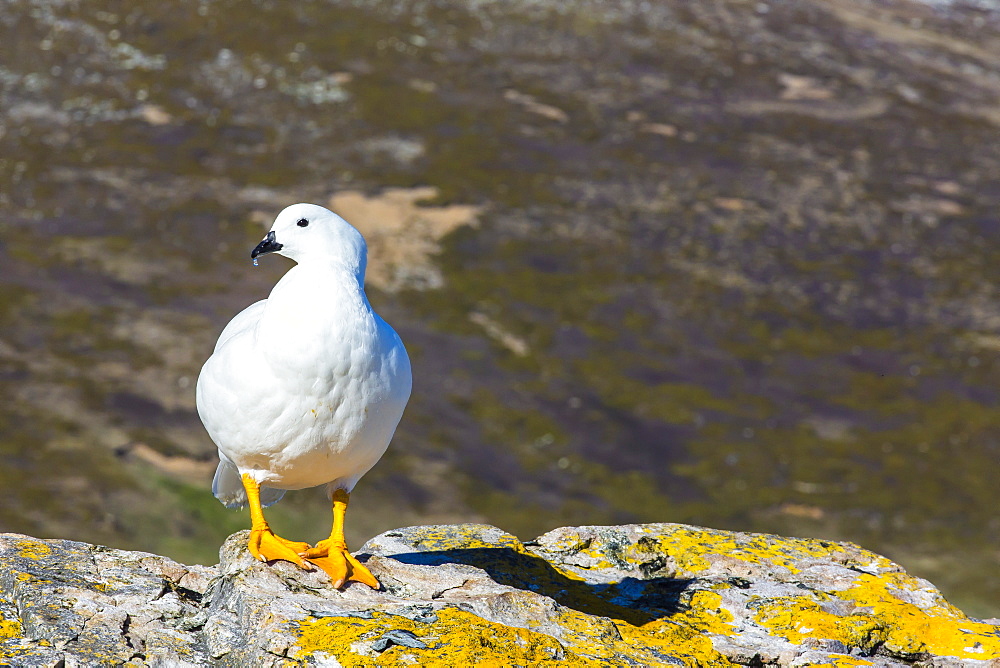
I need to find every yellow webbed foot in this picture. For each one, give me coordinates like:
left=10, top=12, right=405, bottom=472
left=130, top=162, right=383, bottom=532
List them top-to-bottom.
left=248, top=527, right=314, bottom=570
left=301, top=539, right=379, bottom=589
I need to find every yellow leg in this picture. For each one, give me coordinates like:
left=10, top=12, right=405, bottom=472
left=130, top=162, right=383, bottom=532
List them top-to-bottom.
left=241, top=474, right=313, bottom=569
left=300, top=489, right=379, bottom=589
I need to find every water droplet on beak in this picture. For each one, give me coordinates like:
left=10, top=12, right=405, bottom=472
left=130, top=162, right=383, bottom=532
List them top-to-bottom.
left=252, top=257, right=259, bottom=267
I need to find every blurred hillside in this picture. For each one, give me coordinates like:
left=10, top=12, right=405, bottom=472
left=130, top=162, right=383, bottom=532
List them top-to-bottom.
left=1, top=0, right=999, bottom=616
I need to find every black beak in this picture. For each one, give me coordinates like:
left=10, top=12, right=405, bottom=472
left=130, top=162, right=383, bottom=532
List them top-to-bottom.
left=251, top=231, right=283, bottom=260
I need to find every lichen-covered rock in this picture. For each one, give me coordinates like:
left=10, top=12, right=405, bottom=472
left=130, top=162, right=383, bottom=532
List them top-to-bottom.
left=2, top=525, right=998, bottom=666
left=527, top=525, right=1000, bottom=666
left=0, top=533, right=212, bottom=666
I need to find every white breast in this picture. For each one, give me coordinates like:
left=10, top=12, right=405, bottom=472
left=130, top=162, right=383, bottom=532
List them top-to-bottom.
left=196, top=263, right=411, bottom=492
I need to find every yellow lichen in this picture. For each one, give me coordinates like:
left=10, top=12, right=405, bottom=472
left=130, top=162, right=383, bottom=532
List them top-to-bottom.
left=407, top=525, right=529, bottom=554
left=625, top=525, right=887, bottom=577
left=14, top=539, right=52, bottom=561
left=753, top=571, right=1000, bottom=661
left=842, top=572, right=1000, bottom=660
left=753, top=596, right=887, bottom=648
left=293, top=601, right=737, bottom=667
left=294, top=608, right=579, bottom=666
left=0, top=617, right=21, bottom=641
left=829, top=656, right=875, bottom=667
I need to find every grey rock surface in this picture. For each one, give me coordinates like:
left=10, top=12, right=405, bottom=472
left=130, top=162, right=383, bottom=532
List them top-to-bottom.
left=3, top=525, right=1000, bottom=666
left=0, top=533, right=211, bottom=666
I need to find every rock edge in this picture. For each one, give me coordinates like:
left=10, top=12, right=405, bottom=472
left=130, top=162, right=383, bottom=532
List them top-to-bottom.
left=1, top=523, right=998, bottom=666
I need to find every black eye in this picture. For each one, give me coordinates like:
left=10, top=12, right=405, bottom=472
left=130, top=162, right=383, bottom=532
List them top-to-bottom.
left=296, top=218, right=309, bottom=227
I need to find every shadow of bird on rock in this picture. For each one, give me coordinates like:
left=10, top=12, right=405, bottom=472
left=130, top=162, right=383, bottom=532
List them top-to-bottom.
left=382, top=546, right=693, bottom=627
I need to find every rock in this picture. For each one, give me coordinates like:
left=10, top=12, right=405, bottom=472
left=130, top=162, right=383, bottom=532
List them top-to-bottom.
left=2, top=524, right=999, bottom=666
left=0, top=534, right=212, bottom=666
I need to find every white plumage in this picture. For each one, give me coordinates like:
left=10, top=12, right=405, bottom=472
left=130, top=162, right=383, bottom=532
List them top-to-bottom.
left=195, top=203, right=411, bottom=587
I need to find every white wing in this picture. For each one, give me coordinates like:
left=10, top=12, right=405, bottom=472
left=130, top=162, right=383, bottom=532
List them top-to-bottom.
left=213, top=300, right=266, bottom=352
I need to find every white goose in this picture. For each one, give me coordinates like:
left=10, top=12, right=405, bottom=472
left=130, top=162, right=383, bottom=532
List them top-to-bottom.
left=196, top=203, right=412, bottom=588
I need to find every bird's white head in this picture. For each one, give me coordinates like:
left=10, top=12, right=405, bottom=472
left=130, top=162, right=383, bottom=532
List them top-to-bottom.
left=251, top=203, right=368, bottom=280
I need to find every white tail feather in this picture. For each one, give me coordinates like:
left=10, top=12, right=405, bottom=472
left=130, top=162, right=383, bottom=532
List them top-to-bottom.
left=212, top=458, right=285, bottom=509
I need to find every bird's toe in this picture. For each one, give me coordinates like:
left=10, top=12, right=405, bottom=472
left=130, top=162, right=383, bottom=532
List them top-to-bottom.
left=248, top=527, right=314, bottom=570
left=305, top=545, right=379, bottom=590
